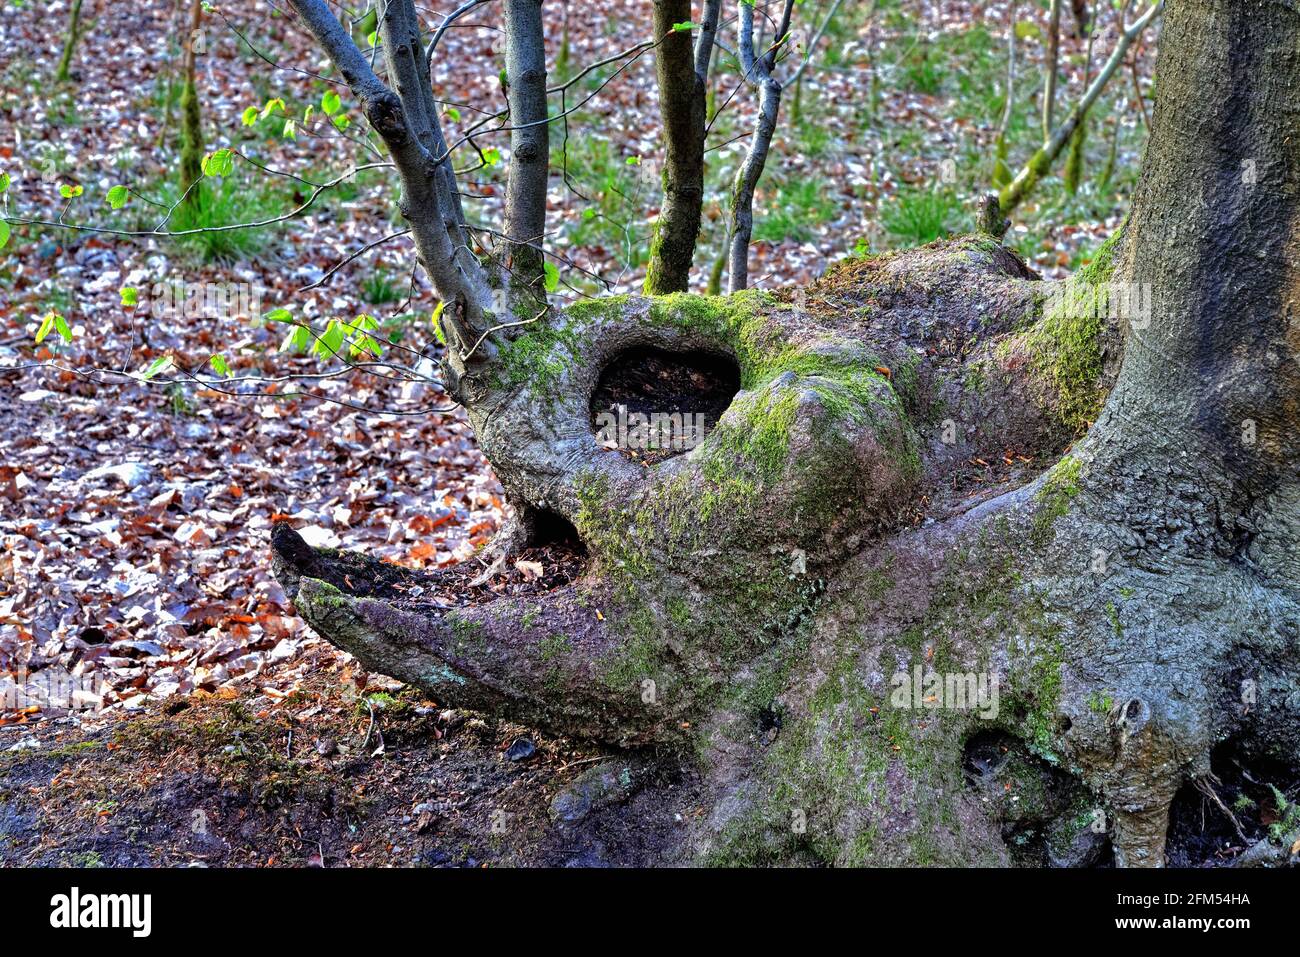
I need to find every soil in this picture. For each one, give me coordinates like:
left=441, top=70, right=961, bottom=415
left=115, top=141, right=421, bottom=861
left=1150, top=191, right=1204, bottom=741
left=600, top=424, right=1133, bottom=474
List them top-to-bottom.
left=0, top=660, right=700, bottom=867
left=1164, top=741, right=1300, bottom=867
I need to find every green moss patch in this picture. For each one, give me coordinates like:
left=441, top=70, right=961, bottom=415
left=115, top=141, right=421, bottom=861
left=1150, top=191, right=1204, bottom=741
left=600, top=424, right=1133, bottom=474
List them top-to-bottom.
left=1000, top=229, right=1122, bottom=432
left=1031, top=455, right=1083, bottom=545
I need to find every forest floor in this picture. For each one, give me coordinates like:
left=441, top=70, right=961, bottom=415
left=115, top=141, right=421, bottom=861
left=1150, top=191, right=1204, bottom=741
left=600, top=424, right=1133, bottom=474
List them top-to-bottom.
left=1, top=0, right=1156, bottom=865
left=0, top=666, right=699, bottom=867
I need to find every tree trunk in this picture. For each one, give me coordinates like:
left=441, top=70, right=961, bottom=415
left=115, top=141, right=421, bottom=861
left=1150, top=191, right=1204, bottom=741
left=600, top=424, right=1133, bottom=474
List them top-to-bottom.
left=56, top=0, right=85, bottom=83
left=178, top=0, right=205, bottom=212
left=274, top=0, right=1300, bottom=867
left=502, top=0, right=549, bottom=287
left=643, top=0, right=709, bottom=295
left=992, top=0, right=1018, bottom=188
left=1043, top=0, right=1061, bottom=140
left=1070, top=0, right=1091, bottom=37
left=725, top=76, right=780, bottom=293
left=1063, top=112, right=1086, bottom=194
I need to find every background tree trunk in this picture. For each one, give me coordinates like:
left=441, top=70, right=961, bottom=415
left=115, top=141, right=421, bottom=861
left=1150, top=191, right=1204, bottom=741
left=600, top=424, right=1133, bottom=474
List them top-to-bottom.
left=56, top=0, right=85, bottom=83
left=178, top=0, right=204, bottom=211
left=643, top=0, right=710, bottom=295
left=1043, top=0, right=1061, bottom=139
left=1070, top=0, right=1091, bottom=37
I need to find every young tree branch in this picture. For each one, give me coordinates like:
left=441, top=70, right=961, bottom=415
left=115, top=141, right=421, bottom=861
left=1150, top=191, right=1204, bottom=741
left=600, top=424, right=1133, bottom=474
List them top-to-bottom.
left=286, top=0, right=497, bottom=388
left=726, top=0, right=851, bottom=293
left=998, top=0, right=1163, bottom=217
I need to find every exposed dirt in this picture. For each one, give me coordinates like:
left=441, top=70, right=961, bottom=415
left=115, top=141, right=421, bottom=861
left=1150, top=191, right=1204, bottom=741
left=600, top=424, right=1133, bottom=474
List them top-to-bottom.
left=0, top=663, right=700, bottom=867
left=1165, top=741, right=1300, bottom=868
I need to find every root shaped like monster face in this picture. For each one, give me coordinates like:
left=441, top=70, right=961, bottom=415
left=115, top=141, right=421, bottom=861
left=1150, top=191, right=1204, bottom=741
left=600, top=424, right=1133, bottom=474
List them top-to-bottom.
left=270, top=234, right=1300, bottom=867
left=273, top=237, right=1061, bottom=749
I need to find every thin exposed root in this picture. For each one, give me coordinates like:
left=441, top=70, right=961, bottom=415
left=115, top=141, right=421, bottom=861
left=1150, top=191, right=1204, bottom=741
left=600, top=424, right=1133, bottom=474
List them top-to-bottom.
left=1195, top=774, right=1249, bottom=843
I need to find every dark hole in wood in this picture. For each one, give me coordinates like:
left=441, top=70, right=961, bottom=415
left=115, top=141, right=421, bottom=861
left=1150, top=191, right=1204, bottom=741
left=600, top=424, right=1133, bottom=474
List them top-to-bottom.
left=589, top=347, right=740, bottom=463
left=530, top=509, right=586, bottom=553
left=1165, top=738, right=1300, bottom=866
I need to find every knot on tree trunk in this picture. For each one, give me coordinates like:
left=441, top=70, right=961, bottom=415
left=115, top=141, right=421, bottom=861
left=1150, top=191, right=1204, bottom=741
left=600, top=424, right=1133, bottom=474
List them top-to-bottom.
left=362, top=89, right=409, bottom=143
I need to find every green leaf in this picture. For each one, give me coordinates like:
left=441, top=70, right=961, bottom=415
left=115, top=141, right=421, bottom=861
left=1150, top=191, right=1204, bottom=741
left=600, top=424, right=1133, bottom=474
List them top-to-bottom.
left=1014, top=20, right=1042, bottom=39
left=672, top=21, right=697, bottom=31
left=367, top=30, right=378, bottom=47
left=321, top=90, right=341, bottom=115
left=260, top=97, right=286, bottom=119
left=302, top=105, right=314, bottom=124
left=241, top=106, right=259, bottom=127
left=444, top=107, right=461, bottom=123
left=331, top=114, right=351, bottom=131
left=282, top=118, right=297, bottom=140
left=482, top=147, right=501, bottom=166
left=202, top=148, right=235, bottom=178
left=625, top=155, right=640, bottom=166
left=0, top=171, right=10, bottom=193
left=59, top=183, right=84, bottom=199
left=106, top=185, right=129, bottom=210
left=582, top=208, right=596, bottom=221
left=0, top=220, right=9, bottom=251
left=543, top=261, right=559, bottom=293
left=119, top=286, right=138, bottom=307
left=264, top=307, right=294, bottom=323
left=35, top=311, right=57, bottom=344
left=344, top=313, right=375, bottom=337
left=346, top=313, right=382, bottom=358
left=53, top=314, right=72, bottom=342
left=315, top=318, right=345, bottom=358
left=280, top=324, right=311, bottom=353
left=209, top=354, right=230, bottom=377
left=142, top=355, right=173, bottom=380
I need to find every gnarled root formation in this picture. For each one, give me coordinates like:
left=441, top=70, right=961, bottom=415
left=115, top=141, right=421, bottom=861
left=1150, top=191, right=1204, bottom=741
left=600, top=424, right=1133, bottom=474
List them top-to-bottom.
left=272, top=235, right=1300, bottom=866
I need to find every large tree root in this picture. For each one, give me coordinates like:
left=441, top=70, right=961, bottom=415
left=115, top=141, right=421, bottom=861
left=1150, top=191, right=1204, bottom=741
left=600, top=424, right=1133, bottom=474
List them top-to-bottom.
left=272, top=235, right=1300, bottom=866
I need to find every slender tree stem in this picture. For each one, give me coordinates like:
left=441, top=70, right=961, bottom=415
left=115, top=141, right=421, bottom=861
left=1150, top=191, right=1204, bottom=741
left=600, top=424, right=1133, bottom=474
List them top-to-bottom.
left=502, top=0, right=550, bottom=288
left=999, top=1, right=1162, bottom=217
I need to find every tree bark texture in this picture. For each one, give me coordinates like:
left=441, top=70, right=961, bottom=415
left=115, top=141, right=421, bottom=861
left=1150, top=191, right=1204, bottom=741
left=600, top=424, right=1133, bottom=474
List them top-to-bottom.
left=503, top=0, right=550, bottom=286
